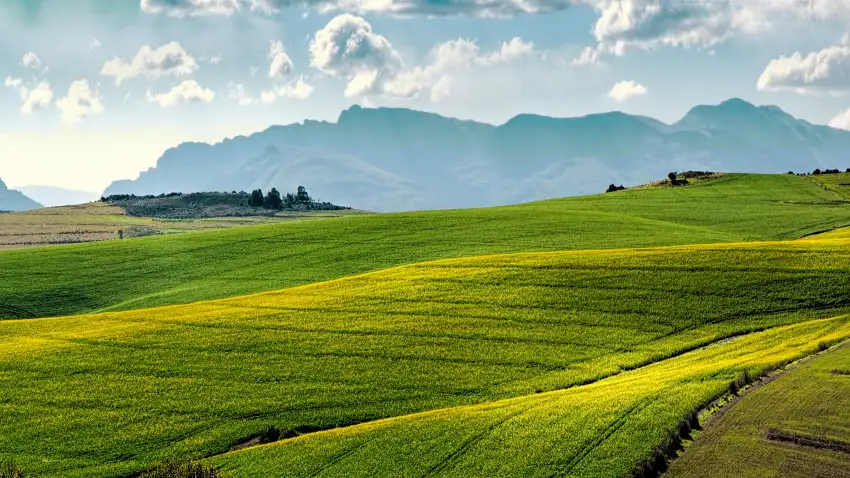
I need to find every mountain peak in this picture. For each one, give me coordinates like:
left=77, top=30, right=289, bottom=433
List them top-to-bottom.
left=0, top=177, right=7, bottom=191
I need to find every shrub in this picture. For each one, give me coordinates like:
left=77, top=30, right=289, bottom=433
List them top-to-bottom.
left=668, top=172, right=677, bottom=182
left=606, top=184, right=626, bottom=193
left=258, top=425, right=281, bottom=444
left=0, top=460, right=24, bottom=478
left=139, top=460, right=222, bottom=478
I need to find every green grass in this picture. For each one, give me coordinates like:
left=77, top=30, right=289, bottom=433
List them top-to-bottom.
left=807, top=171, right=850, bottom=200
left=2, top=173, right=849, bottom=319
left=1, top=238, right=849, bottom=476
left=209, top=318, right=850, bottom=478
left=667, top=342, right=850, bottom=478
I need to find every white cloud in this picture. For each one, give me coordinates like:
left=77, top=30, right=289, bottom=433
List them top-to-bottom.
left=140, top=0, right=241, bottom=16
left=309, top=14, right=417, bottom=98
left=90, top=37, right=102, bottom=50
left=757, top=38, right=850, bottom=94
left=269, top=40, right=293, bottom=78
left=100, top=42, right=198, bottom=85
left=572, top=46, right=600, bottom=66
left=22, top=52, right=42, bottom=69
left=208, top=54, right=222, bottom=64
left=430, top=75, right=452, bottom=102
left=263, top=76, right=316, bottom=101
left=4, top=77, right=23, bottom=89
left=57, top=79, right=104, bottom=123
left=146, top=80, right=215, bottom=107
left=607, top=80, right=647, bottom=101
left=21, top=82, right=54, bottom=113
left=227, top=82, right=259, bottom=105
left=829, top=108, right=850, bottom=130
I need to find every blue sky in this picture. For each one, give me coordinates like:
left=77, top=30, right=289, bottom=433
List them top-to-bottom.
left=2, top=0, right=850, bottom=192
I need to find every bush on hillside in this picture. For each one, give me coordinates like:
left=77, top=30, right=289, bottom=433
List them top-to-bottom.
left=606, top=184, right=626, bottom=193
left=264, top=188, right=283, bottom=210
left=248, top=189, right=264, bottom=208
left=139, top=460, right=223, bottom=478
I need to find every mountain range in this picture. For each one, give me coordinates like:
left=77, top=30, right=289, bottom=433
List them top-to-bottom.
left=103, top=98, right=850, bottom=212
left=0, top=178, right=42, bottom=212
left=16, top=185, right=100, bottom=208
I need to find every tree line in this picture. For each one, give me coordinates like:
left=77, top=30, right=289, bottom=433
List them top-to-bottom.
left=248, top=186, right=312, bottom=209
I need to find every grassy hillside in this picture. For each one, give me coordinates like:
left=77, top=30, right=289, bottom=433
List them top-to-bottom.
left=807, top=171, right=850, bottom=199
left=2, top=173, right=849, bottom=319
left=0, top=201, right=358, bottom=250
left=1, top=238, right=849, bottom=476
left=210, top=318, right=849, bottom=478
left=667, top=343, right=850, bottom=478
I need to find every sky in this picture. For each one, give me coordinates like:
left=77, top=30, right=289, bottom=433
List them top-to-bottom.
left=2, top=0, right=850, bottom=193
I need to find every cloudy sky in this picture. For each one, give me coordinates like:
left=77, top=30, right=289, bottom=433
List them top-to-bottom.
left=2, top=0, right=850, bottom=193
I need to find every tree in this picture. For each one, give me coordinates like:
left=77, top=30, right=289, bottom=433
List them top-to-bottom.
left=813, top=168, right=822, bottom=175
left=846, top=168, right=850, bottom=173
left=668, top=172, right=677, bottom=182
left=295, top=185, right=311, bottom=204
left=264, top=188, right=283, bottom=209
left=248, top=189, right=264, bottom=207
left=283, top=192, right=295, bottom=208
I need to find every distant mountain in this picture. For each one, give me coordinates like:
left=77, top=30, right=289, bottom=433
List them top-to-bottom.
left=103, top=99, right=850, bottom=212
left=0, top=178, right=42, bottom=211
left=17, top=185, right=100, bottom=207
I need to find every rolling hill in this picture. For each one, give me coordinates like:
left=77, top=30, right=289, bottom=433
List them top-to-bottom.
left=102, top=99, right=850, bottom=212
left=3, top=174, right=850, bottom=320
left=0, top=178, right=42, bottom=212
left=15, top=185, right=100, bottom=207
left=2, top=237, right=849, bottom=477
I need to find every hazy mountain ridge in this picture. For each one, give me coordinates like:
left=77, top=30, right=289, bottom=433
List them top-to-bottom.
left=103, top=99, right=850, bottom=212
left=0, top=178, right=43, bottom=212
left=16, top=185, right=100, bottom=208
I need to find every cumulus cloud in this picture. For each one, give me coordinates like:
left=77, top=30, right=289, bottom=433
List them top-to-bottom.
left=309, top=13, right=416, bottom=97
left=757, top=37, right=850, bottom=94
left=269, top=40, right=294, bottom=78
left=101, top=42, right=198, bottom=85
left=572, top=46, right=600, bottom=66
left=22, top=52, right=42, bottom=69
left=430, top=75, right=452, bottom=102
left=5, top=76, right=53, bottom=113
left=261, top=76, right=316, bottom=102
left=57, top=79, right=104, bottom=123
left=146, top=80, right=215, bottom=107
left=607, top=80, right=647, bottom=101
left=21, top=82, right=54, bottom=113
left=228, top=82, right=258, bottom=105
left=829, top=108, right=850, bottom=130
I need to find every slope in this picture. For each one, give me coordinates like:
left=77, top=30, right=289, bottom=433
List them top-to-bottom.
left=2, top=173, right=849, bottom=319
left=0, top=178, right=42, bottom=212
left=1, top=238, right=849, bottom=476
left=210, top=318, right=850, bottom=478
left=666, top=342, right=850, bottom=478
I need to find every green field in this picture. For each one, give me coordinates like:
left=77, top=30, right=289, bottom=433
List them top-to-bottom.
left=2, top=172, right=850, bottom=477
left=808, top=172, right=850, bottom=199
left=3, top=173, right=849, bottom=320
left=0, top=201, right=360, bottom=251
left=1, top=237, right=849, bottom=476
left=667, top=342, right=850, bottom=478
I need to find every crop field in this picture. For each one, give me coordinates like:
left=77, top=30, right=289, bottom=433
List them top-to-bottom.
left=808, top=172, right=850, bottom=199
left=3, top=173, right=850, bottom=319
left=0, top=202, right=359, bottom=250
left=1, top=237, right=849, bottom=476
left=210, top=318, right=850, bottom=478
left=667, top=342, right=850, bottom=478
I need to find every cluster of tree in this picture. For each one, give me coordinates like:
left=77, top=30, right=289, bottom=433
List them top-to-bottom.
left=787, top=168, right=850, bottom=175
left=667, top=172, right=691, bottom=186
left=605, top=184, right=626, bottom=193
left=248, top=186, right=312, bottom=209
left=101, top=192, right=184, bottom=201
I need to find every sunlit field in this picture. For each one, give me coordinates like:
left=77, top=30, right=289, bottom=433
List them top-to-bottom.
left=3, top=173, right=849, bottom=320
left=1, top=237, right=849, bottom=476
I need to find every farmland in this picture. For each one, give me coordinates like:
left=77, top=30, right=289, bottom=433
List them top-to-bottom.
left=808, top=171, right=850, bottom=200
left=3, top=173, right=850, bottom=320
left=0, top=201, right=359, bottom=250
left=1, top=237, right=849, bottom=476
left=667, top=342, right=850, bottom=478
